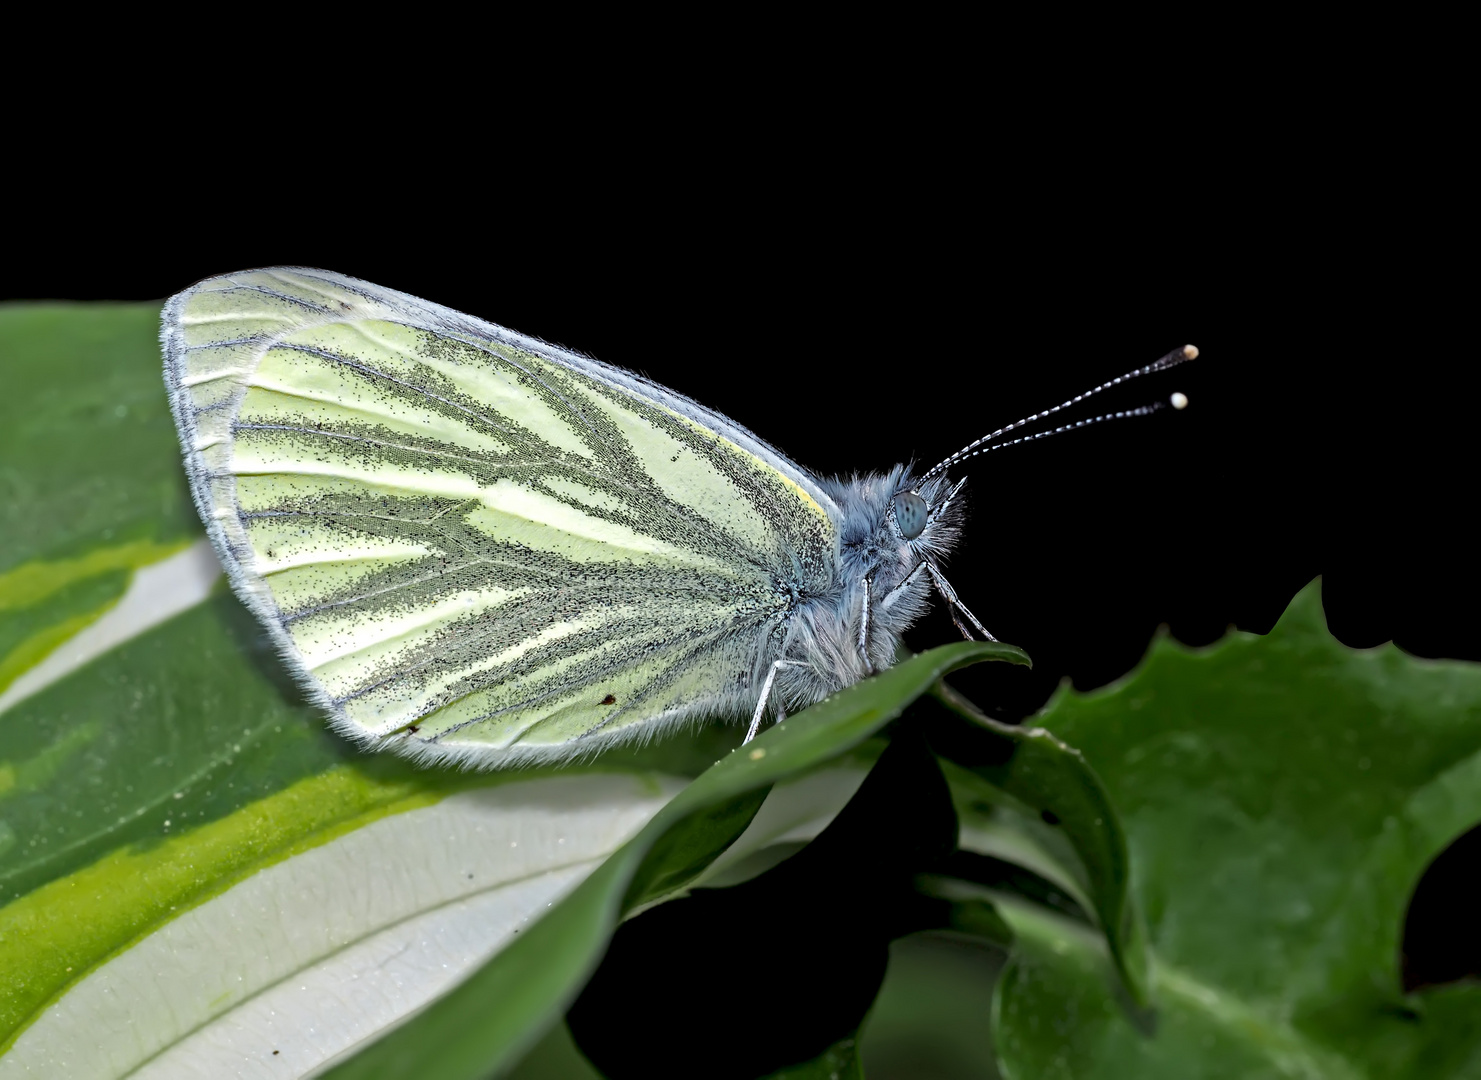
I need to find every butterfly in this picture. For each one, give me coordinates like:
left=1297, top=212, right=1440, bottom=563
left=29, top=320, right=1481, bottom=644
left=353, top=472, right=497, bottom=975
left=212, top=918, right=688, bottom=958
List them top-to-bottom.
left=162, top=268, right=1194, bottom=767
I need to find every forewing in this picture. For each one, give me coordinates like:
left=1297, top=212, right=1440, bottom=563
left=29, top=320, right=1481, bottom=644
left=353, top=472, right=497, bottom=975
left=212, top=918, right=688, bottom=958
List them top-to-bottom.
left=162, top=268, right=837, bottom=765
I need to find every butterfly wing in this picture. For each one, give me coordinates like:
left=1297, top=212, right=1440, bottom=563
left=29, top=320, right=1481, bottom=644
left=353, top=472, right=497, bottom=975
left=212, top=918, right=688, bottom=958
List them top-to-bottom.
left=163, top=268, right=840, bottom=766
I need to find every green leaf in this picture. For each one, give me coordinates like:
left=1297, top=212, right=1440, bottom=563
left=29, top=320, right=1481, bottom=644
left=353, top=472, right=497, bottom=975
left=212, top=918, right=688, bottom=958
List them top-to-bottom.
left=0, top=303, right=199, bottom=570
left=0, top=303, right=202, bottom=705
left=992, top=580, right=1481, bottom=1078
left=0, top=583, right=705, bottom=1072
left=320, top=641, right=1029, bottom=1080
left=918, top=684, right=1150, bottom=1009
left=568, top=725, right=961, bottom=1077
left=690, top=746, right=879, bottom=888
left=994, top=900, right=1354, bottom=1080
left=860, top=932, right=1006, bottom=1079
left=504, top=1020, right=606, bottom=1079
left=760, top=1033, right=865, bottom=1079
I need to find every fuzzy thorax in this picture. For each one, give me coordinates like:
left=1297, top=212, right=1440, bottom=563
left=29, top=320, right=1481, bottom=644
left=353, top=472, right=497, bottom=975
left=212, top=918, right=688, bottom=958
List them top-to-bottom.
left=771, top=466, right=965, bottom=710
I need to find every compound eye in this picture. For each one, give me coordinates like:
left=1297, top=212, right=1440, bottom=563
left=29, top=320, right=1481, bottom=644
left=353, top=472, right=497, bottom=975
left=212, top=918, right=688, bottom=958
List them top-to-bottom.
left=892, top=491, right=929, bottom=540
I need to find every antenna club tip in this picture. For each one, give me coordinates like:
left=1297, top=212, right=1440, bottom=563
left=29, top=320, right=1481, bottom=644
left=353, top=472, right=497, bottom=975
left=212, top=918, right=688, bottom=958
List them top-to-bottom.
left=1182, top=344, right=1199, bottom=360
left=1171, top=392, right=1189, bottom=410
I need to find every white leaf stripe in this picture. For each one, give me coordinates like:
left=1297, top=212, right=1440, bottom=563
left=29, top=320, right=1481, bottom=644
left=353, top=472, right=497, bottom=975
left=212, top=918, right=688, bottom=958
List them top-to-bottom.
left=163, top=269, right=840, bottom=766
left=0, top=541, right=223, bottom=717
left=0, top=776, right=684, bottom=1080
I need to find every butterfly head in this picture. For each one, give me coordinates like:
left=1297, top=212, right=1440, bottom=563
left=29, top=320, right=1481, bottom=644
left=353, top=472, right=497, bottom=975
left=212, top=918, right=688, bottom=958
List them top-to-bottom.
left=880, top=474, right=965, bottom=558
left=890, top=490, right=929, bottom=540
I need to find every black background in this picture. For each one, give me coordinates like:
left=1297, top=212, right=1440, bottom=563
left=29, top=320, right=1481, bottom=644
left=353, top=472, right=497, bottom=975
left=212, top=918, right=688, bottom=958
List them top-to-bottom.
left=5, top=122, right=1470, bottom=721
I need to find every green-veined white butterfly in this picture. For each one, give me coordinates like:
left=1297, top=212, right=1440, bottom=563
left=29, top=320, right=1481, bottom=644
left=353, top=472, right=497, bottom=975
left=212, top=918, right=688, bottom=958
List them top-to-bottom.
left=162, top=268, right=1194, bottom=767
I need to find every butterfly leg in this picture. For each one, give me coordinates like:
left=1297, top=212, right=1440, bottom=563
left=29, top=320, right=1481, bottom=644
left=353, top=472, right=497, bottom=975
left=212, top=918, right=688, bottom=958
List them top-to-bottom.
left=879, top=559, right=928, bottom=606
left=925, top=561, right=997, bottom=642
left=857, top=575, right=876, bottom=674
left=947, top=607, right=977, bottom=641
left=745, top=660, right=806, bottom=745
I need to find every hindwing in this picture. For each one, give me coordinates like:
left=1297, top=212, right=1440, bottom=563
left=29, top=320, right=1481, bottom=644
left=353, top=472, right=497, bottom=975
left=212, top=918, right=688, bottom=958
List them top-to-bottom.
left=163, top=268, right=839, bottom=764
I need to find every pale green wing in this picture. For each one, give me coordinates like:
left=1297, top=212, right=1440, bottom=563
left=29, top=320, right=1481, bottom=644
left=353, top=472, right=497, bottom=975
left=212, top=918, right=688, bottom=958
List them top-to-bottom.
left=162, top=268, right=839, bottom=766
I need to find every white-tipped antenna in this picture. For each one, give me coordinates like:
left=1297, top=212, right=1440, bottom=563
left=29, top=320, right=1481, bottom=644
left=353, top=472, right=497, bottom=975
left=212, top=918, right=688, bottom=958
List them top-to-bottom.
left=918, top=344, right=1198, bottom=484
left=941, top=396, right=1191, bottom=461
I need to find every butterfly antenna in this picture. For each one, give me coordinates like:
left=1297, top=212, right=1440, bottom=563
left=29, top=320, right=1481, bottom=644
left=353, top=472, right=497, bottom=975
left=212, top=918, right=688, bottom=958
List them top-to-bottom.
left=918, top=344, right=1198, bottom=484
left=944, top=395, right=1189, bottom=461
